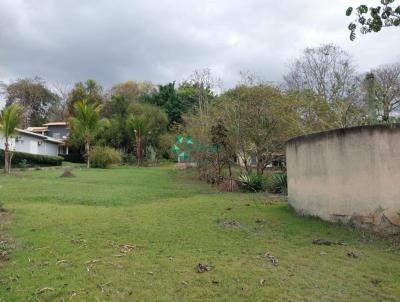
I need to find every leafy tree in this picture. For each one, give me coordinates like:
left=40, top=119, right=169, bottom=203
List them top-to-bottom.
left=346, top=0, right=400, bottom=40
left=368, top=63, right=400, bottom=122
left=2, top=77, right=57, bottom=128
left=68, top=80, right=104, bottom=115
left=110, top=80, right=155, bottom=102
left=142, top=82, right=205, bottom=126
left=142, top=82, right=182, bottom=125
left=176, top=83, right=202, bottom=113
left=221, top=83, right=300, bottom=175
left=287, top=90, right=339, bottom=133
left=99, top=94, right=133, bottom=152
left=69, top=100, right=104, bottom=168
left=127, top=103, right=168, bottom=165
left=0, top=104, right=21, bottom=173
left=210, top=120, right=234, bottom=182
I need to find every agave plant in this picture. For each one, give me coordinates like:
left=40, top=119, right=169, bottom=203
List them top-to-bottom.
left=268, top=172, right=287, bottom=195
left=237, top=173, right=266, bottom=192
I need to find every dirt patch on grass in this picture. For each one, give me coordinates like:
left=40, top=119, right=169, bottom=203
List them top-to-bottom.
left=60, top=169, right=76, bottom=178
left=0, top=211, right=12, bottom=225
left=0, top=211, right=14, bottom=266
left=221, top=220, right=241, bottom=228
left=0, top=234, right=14, bottom=263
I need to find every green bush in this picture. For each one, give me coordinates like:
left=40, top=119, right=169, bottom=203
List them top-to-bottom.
left=90, top=146, right=122, bottom=168
left=0, top=150, right=63, bottom=167
left=62, top=153, right=85, bottom=163
left=122, top=153, right=136, bottom=165
left=19, top=159, right=29, bottom=171
left=267, top=172, right=287, bottom=195
left=237, top=173, right=267, bottom=192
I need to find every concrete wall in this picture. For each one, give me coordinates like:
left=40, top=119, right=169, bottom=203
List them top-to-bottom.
left=286, top=124, right=400, bottom=223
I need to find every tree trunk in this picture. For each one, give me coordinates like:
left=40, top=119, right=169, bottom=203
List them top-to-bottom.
left=136, top=134, right=141, bottom=166
left=4, top=140, right=9, bottom=174
left=85, top=141, right=90, bottom=168
left=256, top=152, right=263, bottom=175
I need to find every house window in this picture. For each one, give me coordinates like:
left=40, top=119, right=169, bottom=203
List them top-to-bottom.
left=53, top=133, right=61, bottom=139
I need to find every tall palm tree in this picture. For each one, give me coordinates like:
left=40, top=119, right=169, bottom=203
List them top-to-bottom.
left=69, top=100, right=102, bottom=168
left=127, top=103, right=169, bottom=166
left=0, top=104, right=21, bottom=174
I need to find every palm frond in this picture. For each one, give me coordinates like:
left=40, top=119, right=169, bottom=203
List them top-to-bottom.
left=0, top=104, right=21, bottom=138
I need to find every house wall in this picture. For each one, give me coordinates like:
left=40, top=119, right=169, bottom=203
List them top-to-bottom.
left=286, top=124, right=400, bottom=223
left=0, top=132, right=59, bottom=156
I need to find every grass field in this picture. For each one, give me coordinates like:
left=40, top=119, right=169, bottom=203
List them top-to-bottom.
left=0, top=166, right=399, bottom=301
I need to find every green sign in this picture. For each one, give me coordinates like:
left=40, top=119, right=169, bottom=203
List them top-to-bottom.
left=172, top=134, right=193, bottom=162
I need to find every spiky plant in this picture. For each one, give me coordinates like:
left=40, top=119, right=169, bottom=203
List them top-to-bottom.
left=268, top=172, right=288, bottom=195
left=237, top=173, right=267, bottom=192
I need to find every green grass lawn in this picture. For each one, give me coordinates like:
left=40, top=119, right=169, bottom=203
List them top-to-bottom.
left=0, top=166, right=399, bottom=301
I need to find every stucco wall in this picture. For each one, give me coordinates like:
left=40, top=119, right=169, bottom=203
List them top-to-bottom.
left=286, top=124, right=400, bottom=223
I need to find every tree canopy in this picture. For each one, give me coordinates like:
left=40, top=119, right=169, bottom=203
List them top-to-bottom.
left=2, top=77, right=57, bottom=128
left=68, top=80, right=104, bottom=115
left=69, top=100, right=104, bottom=168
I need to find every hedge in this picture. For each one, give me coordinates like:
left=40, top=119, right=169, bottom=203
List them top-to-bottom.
left=0, top=150, right=63, bottom=167
left=62, top=153, right=85, bottom=163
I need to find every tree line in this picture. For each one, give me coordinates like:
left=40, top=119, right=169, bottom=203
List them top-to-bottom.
left=1, top=44, right=400, bottom=175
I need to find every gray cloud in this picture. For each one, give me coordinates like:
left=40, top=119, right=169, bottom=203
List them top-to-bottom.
left=0, top=0, right=399, bottom=91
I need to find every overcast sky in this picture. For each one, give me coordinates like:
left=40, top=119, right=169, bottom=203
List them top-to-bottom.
left=0, top=0, right=399, bottom=91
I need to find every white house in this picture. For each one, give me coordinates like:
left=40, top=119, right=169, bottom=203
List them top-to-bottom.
left=27, top=122, right=69, bottom=155
left=0, top=128, right=63, bottom=157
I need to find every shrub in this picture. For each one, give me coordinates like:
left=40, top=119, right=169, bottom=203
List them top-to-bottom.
left=90, top=146, right=122, bottom=168
left=0, top=150, right=63, bottom=167
left=62, top=153, right=85, bottom=163
left=122, top=153, right=136, bottom=165
left=19, top=159, right=29, bottom=171
left=267, top=172, right=287, bottom=195
left=237, top=173, right=267, bottom=192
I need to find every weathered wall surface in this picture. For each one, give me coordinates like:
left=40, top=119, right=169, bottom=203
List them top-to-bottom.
left=286, top=124, right=400, bottom=231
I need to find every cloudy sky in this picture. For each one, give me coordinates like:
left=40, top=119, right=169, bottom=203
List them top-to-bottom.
left=0, top=0, right=399, bottom=90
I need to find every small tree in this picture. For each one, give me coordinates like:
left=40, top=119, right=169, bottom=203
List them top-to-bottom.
left=69, top=100, right=103, bottom=168
left=127, top=103, right=168, bottom=166
left=0, top=104, right=21, bottom=174
left=128, top=114, right=147, bottom=166
left=210, top=120, right=234, bottom=182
